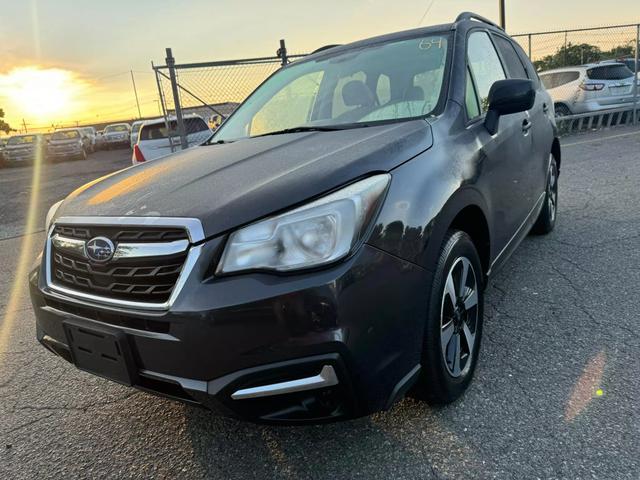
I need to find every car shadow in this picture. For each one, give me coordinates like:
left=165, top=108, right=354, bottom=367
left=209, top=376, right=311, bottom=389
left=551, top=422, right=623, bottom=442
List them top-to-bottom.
left=182, top=398, right=474, bottom=479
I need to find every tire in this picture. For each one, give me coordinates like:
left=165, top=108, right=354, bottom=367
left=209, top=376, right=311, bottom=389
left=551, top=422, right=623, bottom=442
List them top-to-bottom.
left=554, top=104, right=571, bottom=117
left=531, top=155, right=558, bottom=235
left=412, top=230, right=484, bottom=404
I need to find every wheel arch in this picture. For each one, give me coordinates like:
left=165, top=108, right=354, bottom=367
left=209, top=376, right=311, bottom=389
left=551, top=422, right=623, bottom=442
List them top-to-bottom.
left=423, top=187, right=492, bottom=281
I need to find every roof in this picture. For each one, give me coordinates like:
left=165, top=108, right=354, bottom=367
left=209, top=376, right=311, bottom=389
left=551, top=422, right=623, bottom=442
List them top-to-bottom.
left=298, top=12, right=501, bottom=64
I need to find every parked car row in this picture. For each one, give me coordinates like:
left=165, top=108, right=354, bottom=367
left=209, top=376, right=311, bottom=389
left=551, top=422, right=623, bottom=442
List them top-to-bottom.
left=539, top=61, right=640, bottom=117
left=0, top=122, right=138, bottom=167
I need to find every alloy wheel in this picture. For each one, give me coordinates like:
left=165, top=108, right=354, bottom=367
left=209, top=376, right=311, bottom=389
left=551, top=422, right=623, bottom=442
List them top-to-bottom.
left=440, top=257, right=479, bottom=378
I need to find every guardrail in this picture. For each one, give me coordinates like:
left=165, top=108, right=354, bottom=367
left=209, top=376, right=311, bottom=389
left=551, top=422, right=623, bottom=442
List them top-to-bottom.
left=555, top=106, right=640, bottom=136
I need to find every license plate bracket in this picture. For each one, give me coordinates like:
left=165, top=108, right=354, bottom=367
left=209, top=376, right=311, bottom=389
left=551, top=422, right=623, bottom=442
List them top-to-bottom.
left=63, top=320, right=138, bottom=386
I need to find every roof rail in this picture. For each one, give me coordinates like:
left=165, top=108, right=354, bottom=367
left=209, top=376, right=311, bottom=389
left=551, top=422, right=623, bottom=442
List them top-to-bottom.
left=455, top=12, right=503, bottom=30
left=311, top=44, right=342, bottom=54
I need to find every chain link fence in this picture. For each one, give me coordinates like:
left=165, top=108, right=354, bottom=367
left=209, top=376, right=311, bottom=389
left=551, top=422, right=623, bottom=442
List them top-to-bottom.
left=513, top=24, right=640, bottom=134
left=152, top=40, right=307, bottom=151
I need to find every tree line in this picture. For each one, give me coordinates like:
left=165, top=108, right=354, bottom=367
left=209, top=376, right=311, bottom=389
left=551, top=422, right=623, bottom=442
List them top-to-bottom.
left=533, top=41, right=635, bottom=71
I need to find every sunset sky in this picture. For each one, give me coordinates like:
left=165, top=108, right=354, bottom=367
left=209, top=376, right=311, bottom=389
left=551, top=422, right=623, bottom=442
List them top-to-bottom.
left=0, top=0, right=638, bottom=131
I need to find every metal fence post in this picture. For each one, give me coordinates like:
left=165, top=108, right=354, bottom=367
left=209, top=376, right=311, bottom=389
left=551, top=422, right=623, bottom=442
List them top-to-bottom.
left=634, top=24, right=639, bottom=125
left=528, top=34, right=532, bottom=59
left=277, top=39, right=288, bottom=66
left=165, top=48, right=188, bottom=150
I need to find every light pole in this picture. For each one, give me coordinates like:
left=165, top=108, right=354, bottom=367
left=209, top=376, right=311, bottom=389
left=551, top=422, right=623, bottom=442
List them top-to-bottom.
left=499, top=0, right=506, bottom=30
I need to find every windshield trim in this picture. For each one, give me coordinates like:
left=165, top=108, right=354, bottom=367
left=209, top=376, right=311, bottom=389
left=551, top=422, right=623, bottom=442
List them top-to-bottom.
left=210, top=30, right=452, bottom=143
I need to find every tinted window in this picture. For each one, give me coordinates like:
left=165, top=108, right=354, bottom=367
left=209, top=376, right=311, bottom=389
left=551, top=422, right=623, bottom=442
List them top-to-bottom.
left=467, top=31, right=506, bottom=114
left=493, top=35, right=528, bottom=79
left=587, top=65, right=634, bottom=80
left=465, top=67, right=480, bottom=119
left=540, top=71, right=581, bottom=89
left=140, top=118, right=208, bottom=141
left=105, top=124, right=129, bottom=133
left=52, top=130, right=80, bottom=140
left=7, top=135, right=37, bottom=145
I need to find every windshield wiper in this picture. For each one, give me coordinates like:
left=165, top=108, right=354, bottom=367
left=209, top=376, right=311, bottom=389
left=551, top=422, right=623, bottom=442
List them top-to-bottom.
left=256, top=126, right=346, bottom=137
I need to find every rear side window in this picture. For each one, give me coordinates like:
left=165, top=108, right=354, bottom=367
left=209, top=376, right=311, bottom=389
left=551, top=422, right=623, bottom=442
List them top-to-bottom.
left=467, top=31, right=506, bottom=114
left=493, top=35, right=528, bottom=80
left=587, top=65, right=634, bottom=80
left=540, top=71, right=581, bottom=89
left=140, top=118, right=209, bottom=140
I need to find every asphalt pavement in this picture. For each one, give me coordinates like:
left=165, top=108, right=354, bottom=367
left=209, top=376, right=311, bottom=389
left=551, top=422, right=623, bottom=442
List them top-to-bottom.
left=0, top=131, right=639, bottom=479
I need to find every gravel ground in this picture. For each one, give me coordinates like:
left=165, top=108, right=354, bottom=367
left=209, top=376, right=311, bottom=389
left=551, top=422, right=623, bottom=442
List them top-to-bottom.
left=0, top=130, right=639, bottom=479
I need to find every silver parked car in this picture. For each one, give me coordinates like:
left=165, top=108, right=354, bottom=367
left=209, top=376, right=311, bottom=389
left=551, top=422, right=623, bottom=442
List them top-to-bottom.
left=539, top=63, right=638, bottom=116
left=102, top=123, right=131, bottom=149
left=47, top=128, right=88, bottom=162
left=3, top=134, right=44, bottom=166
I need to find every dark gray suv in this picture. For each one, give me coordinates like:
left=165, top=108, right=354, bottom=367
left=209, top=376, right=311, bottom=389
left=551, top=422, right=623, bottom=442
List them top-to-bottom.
left=30, top=13, right=560, bottom=423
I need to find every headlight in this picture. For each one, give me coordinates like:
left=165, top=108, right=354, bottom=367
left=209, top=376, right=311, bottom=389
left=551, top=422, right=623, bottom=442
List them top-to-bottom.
left=217, top=174, right=390, bottom=274
left=45, top=200, right=63, bottom=232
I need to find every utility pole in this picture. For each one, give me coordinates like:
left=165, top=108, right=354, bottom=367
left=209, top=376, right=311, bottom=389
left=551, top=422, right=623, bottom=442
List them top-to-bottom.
left=499, top=0, right=506, bottom=30
left=130, top=70, right=142, bottom=119
left=22, top=118, right=28, bottom=133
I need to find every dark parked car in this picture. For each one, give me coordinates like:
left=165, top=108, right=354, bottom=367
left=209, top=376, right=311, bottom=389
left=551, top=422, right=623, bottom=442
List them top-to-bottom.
left=30, top=13, right=560, bottom=424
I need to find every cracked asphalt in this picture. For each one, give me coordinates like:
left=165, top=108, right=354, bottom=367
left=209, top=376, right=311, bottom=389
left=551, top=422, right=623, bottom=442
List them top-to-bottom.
left=1, top=129, right=639, bottom=479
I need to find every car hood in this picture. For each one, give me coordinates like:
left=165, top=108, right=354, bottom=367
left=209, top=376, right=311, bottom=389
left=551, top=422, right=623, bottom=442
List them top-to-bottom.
left=57, top=120, right=433, bottom=239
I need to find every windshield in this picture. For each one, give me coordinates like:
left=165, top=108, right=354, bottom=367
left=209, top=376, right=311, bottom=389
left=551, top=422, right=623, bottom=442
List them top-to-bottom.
left=212, top=34, right=449, bottom=141
left=105, top=124, right=128, bottom=133
left=52, top=130, right=80, bottom=140
left=7, top=135, right=37, bottom=145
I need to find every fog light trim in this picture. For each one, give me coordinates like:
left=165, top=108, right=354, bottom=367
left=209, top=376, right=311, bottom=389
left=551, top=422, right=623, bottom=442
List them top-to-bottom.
left=231, top=365, right=339, bottom=400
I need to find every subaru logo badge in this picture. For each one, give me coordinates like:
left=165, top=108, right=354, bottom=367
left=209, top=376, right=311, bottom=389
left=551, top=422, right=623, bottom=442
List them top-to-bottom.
left=85, top=236, right=115, bottom=263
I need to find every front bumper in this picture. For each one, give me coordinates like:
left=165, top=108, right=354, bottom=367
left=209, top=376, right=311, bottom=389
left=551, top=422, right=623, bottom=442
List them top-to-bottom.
left=104, top=136, right=129, bottom=146
left=5, top=152, right=36, bottom=164
left=30, top=240, right=430, bottom=423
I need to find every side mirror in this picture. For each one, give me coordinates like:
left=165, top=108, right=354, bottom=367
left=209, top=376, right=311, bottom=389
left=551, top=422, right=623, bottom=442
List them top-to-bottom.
left=485, top=79, right=536, bottom=135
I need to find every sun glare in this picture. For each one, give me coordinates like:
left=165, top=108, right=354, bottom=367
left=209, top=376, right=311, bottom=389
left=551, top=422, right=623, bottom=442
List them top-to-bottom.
left=0, top=67, right=86, bottom=124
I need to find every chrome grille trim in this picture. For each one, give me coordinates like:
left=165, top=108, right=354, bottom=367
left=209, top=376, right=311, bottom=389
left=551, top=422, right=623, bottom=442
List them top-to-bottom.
left=44, top=216, right=205, bottom=311
left=51, top=234, right=189, bottom=260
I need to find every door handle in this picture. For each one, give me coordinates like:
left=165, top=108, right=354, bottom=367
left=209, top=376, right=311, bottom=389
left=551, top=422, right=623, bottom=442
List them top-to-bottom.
left=543, top=103, right=549, bottom=113
left=522, top=119, right=532, bottom=134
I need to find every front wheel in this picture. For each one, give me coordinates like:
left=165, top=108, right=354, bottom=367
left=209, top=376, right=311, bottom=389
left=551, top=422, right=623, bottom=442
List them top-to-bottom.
left=531, top=156, right=558, bottom=235
left=412, top=230, right=484, bottom=404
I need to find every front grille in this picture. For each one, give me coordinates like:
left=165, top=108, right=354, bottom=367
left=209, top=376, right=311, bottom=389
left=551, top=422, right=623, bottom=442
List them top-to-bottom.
left=50, top=224, right=190, bottom=304
left=53, top=225, right=189, bottom=242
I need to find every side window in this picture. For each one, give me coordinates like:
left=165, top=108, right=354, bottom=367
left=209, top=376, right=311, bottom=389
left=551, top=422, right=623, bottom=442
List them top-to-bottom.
left=467, top=31, right=506, bottom=114
left=493, top=35, right=529, bottom=80
left=465, top=67, right=480, bottom=119
left=249, top=70, right=324, bottom=136
left=332, top=71, right=367, bottom=117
